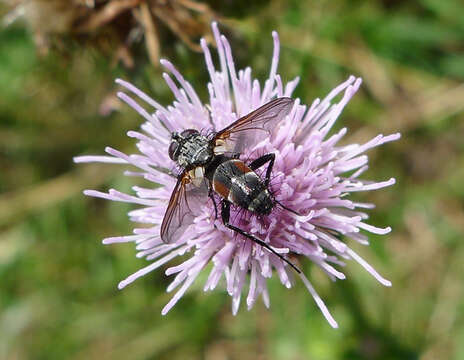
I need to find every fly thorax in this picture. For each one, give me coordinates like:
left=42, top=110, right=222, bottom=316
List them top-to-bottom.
left=177, top=134, right=213, bottom=169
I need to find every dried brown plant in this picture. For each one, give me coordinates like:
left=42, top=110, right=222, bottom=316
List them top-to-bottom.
left=3, top=0, right=217, bottom=66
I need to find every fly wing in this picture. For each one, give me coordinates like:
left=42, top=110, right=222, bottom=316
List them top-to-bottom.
left=215, top=97, right=294, bottom=154
left=160, top=171, right=208, bottom=244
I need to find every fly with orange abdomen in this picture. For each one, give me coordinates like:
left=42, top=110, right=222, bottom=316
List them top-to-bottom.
left=161, top=97, right=301, bottom=273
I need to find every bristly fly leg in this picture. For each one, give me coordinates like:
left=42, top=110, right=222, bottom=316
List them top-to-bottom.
left=248, top=153, right=275, bottom=187
left=209, top=186, right=219, bottom=225
left=221, top=201, right=301, bottom=274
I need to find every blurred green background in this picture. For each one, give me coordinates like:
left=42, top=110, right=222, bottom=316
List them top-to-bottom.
left=1, top=1, right=464, bottom=359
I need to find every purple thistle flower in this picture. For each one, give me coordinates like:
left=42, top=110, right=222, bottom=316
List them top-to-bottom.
left=74, top=23, right=400, bottom=328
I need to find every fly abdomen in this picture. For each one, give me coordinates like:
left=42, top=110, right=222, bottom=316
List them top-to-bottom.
left=212, top=159, right=273, bottom=215
left=247, top=188, right=273, bottom=215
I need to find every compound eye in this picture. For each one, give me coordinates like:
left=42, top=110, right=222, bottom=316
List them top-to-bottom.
left=180, top=129, right=198, bottom=138
left=168, top=141, right=179, bottom=161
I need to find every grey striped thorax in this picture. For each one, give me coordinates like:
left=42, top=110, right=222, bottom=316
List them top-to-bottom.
left=169, top=129, right=213, bottom=170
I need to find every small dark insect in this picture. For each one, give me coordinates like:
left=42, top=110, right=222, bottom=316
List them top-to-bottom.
left=161, top=97, right=301, bottom=273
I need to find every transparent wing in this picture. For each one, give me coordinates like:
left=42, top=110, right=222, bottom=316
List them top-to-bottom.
left=215, top=97, right=294, bottom=154
left=160, top=172, right=208, bottom=244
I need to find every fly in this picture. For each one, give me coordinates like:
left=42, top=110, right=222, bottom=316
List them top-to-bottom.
left=161, top=97, right=301, bottom=273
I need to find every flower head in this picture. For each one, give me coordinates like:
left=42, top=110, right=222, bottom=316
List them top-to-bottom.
left=75, top=23, right=400, bottom=328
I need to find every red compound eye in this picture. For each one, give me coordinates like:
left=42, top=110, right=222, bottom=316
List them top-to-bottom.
left=180, top=129, right=199, bottom=138
left=168, top=141, right=179, bottom=161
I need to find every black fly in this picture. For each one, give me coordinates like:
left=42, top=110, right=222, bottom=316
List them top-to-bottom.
left=161, top=97, right=301, bottom=273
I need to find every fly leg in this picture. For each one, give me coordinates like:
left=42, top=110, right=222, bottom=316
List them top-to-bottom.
left=248, top=153, right=275, bottom=187
left=209, top=186, right=219, bottom=226
left=221, top=201, right=301, bottom=274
